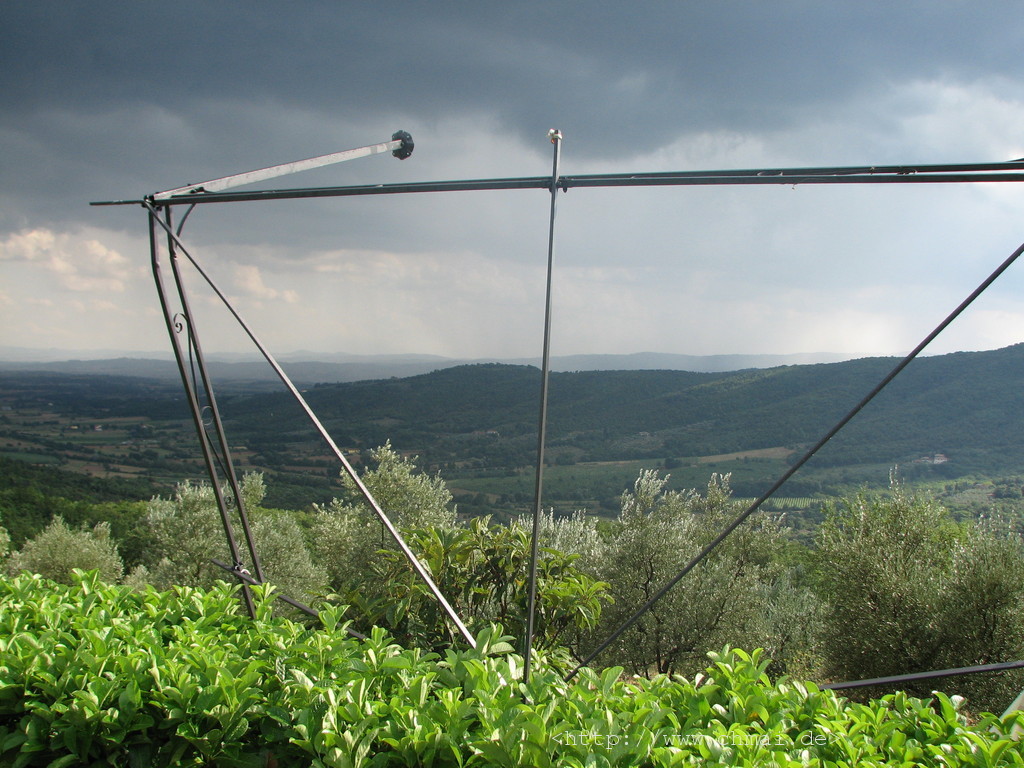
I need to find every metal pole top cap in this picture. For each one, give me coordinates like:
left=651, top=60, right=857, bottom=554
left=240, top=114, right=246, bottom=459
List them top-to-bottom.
left=391, top=130, right=414, bottom=160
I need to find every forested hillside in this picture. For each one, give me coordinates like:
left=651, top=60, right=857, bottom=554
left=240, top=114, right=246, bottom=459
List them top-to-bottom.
left=2, top=344, right=1023, bottom=514
left=222, top=344, right=1024, bottom=469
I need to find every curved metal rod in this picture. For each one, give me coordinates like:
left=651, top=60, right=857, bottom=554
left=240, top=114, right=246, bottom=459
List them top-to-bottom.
left=143, top=201, right=476, bottom=649
left=175, top=202, right=197, bottom=236
left=161, top=206, right=266, bottom=585
left=148, top=208, right=258, bottom=618
left=567, top=235, right=1024, bottom=680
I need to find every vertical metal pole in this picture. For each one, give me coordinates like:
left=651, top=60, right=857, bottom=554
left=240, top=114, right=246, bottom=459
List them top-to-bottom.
left=524, top=130, right=562, bottom=683
left=147, top=204, right=257, bottom=617
left=160, top=206, right=267, bottom=585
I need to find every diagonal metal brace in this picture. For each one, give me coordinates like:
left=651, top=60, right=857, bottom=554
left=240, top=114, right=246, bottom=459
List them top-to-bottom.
left=152, top=131, right=414, bottom=200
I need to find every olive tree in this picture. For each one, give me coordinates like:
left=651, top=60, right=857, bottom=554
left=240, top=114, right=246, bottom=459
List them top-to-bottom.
left=310, top=442, right=457, bottom=593
left=540, top=470, right=817, bottom=678
left=143, top=472, right=325, bottom=602
left=815, top=481, right=1024, bottom=711
left=5, top=516, right=124, bottom=584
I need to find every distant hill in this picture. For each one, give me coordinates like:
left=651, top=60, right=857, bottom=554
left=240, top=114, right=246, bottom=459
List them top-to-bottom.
left=214, top=343, right=1024, bottom=475
left=0, top=349, right=856, bottom=383
left=0, top=357, right=452, bottom=387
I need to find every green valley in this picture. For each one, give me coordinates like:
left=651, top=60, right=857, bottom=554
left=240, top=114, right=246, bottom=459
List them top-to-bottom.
left=2, top=344, right=1023, bottom=520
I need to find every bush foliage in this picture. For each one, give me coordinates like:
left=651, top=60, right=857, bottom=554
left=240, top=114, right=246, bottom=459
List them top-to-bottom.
left=2, top=446, right=1024, bottom=722
left=815, top=480, right=1024, bottom=710
left=3, top=516, right=123, bottom=585
left=2, top=571, right=1022, bottom=767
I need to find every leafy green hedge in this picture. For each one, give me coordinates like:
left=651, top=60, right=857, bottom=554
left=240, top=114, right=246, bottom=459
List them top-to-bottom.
left=1, top=572, right=1022, bottom=767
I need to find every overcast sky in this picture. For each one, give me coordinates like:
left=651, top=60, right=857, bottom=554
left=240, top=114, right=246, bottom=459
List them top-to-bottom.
left=3, top=2, right=1024, bottom=361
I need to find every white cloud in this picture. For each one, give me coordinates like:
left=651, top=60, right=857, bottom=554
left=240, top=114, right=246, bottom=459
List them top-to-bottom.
left=889, top=78, right=1024, bottom=161
left=0, top=226, right=164, bottom=352
left=0, top=227, right=134, bottom=293
left=276, top=249, right=545, bottom=357
left=233, top=264, right=278, bottom=300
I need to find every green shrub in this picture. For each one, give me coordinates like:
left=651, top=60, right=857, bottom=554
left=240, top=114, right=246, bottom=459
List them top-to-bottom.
left=310, top=443, right=458, bottom=594
left=555, top=471, right=820, bottom=679
left=143, top=473, right=325, bottom=602
left=815, top=481, right=1024, bottom=712
left=4, top=516, right=123, bottom=584
left=339, top=516, right=610, bottom=657
left=1, top=571, right=1021, bottom=767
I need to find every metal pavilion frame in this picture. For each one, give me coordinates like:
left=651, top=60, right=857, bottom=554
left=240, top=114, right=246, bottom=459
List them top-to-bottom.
left=94, top=133, right=1024, bottom=688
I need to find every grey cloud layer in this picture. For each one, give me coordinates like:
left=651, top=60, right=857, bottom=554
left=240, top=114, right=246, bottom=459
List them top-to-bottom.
left=4, top=2, right=1024, bottom=357
left=5, top=2, right=1022, bottom=235
left=5, top=3, right=1022, bottom=146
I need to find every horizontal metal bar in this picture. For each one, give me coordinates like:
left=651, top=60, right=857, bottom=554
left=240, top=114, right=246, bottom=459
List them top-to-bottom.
left=89, top=159, right=1024, bottom=207
left=566, top=159, right=1024, bottom=181
left=564, top=171, right=1024, bottom=189
left=159, top=176, right=551, bottom=204
left=90, top=177, right=550, bottom=206
left=822, top=659, right=1024, bottom=691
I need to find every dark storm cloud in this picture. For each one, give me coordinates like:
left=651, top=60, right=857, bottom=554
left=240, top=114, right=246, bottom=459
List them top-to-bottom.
left=4, top=0, right=1022, bottom=237
left=4, top=1, right=1024, bottom=357
left=5, top=2, right=1023, bottom=155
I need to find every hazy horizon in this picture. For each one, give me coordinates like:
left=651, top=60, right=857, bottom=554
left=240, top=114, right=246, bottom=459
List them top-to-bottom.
left=1, top=343, right=1012, bottom=367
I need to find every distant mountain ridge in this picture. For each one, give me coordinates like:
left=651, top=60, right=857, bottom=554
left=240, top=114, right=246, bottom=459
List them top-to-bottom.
left=213, top=343, right=1024, bottom=477
left=0, top=348, right=857, bottom=382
